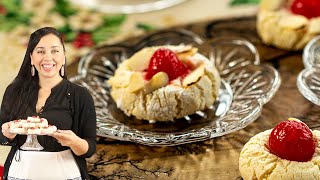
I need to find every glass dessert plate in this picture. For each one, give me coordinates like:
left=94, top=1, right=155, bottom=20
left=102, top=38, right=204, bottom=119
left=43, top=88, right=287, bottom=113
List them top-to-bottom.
left=70, top=29, right=281, bottom=146
left=297, top=35, right=320, bottom=106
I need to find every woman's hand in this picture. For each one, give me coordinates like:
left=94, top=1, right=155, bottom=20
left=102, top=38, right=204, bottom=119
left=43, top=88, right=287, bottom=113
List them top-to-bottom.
left=1, top=122, right=16, bottom=141
left=51, top=130, right=89, bottom=156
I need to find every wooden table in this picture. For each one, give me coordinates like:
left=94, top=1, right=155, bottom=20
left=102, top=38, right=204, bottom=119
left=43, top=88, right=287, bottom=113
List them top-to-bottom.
left=68, top=16, right=320, bottom=180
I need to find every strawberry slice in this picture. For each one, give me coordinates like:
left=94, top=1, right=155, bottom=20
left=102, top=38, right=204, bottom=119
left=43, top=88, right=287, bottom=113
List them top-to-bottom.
left=290, top=0, right=320, bottom=19
left=145, top=48, right=189, bottom=81
left=268, top=118, right=316, bottom=162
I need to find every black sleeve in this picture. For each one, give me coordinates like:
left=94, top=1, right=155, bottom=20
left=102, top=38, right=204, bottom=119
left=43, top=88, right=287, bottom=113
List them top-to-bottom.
left=0, top=84, right=17, bottom=146
left=73, top=85, right=97, bottom=158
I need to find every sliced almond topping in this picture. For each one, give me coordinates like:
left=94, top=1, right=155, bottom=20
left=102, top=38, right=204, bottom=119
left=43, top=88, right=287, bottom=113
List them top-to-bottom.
left=260, top=0, right=284, bottom=11
left=278, top=15, right=308, bottom=29
left=309, top=17, right=320, bottom=34
left=164, top=44, right=193, bottom=53
left=178, top=47, right=198, bottom=62
left=126, top=48, right=156, bottom=71
left=183, top=59, right=203, bottom=70
left=182, top=63, right=205, bottom=87
left=107, top=70, right=131, bottom=88
left=145, top=72, right=169, bottom=94
left=127, top=73, right=145, bottom=93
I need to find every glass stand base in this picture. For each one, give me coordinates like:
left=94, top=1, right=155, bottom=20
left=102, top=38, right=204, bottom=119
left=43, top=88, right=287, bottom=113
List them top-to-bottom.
left=20, top=134, right=44, bottom=151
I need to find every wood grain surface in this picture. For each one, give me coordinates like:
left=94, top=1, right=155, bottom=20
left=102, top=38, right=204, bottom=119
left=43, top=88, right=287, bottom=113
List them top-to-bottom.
left=68, top=16, right=320, bottom=180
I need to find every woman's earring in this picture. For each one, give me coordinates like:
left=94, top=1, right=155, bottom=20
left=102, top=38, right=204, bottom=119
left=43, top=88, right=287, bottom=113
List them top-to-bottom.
left=31, top=65, right=35, bottom=76
left=60, top=65, right=65, bottom=77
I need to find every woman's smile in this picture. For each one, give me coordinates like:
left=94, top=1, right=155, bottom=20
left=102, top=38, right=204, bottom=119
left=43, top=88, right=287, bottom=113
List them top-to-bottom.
left=41, top=64, right=56, bottom=72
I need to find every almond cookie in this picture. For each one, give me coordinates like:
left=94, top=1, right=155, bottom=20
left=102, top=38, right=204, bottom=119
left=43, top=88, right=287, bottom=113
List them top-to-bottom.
left=257, top=0, right=320, bottom=50
left=108, top=45, right=221, bottom=121
left=239, top=118, right=320, bottom=180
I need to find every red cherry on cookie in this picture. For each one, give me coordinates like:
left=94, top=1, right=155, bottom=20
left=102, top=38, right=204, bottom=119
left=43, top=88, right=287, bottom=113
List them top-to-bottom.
left=290, top=0, right=320, bottom=19
left=145, top=48, right=189, bottom=81
left=268, top=118, right=316, bottom=162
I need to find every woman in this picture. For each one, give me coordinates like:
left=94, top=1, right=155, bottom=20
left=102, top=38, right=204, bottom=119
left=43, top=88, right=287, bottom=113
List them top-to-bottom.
left=0, top=27, right=96, bottom=179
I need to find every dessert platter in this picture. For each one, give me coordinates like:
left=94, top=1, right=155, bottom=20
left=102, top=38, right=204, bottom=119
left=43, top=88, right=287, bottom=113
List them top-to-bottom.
left=70, top=29, right=281, bottom=146
left=297, top=35, right=320, bottom=106
left=9, top=116, right=57, bottom=150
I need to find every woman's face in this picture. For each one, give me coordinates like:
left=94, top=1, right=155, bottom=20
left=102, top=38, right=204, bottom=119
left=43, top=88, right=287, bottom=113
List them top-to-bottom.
left=30, top=34, right=65, bottom=80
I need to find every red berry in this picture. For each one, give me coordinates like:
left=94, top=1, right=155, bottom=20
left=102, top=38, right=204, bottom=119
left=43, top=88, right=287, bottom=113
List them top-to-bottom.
left=290, top=0, right=320, bottom=19
left=0, top=6, right=6, bottom=15
left=73, top=33, right=95, bottom=49
left=145, top=48, right=189, bottom=81
left=268, top=118, right=316, bottom=162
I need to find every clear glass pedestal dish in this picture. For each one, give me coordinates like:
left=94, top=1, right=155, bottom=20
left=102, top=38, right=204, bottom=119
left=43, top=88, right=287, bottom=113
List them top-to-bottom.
left=297, top=35, right=320, bottom=106
left=20, top=134, right=44, bottom=151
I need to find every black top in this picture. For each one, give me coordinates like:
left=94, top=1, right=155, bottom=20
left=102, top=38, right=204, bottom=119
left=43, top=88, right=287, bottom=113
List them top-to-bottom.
left=0, top=79, right=97, bottom=180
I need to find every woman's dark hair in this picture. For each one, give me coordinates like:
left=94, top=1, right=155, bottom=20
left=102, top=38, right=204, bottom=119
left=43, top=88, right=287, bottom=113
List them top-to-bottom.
left=0, top=27, right=67, bottom=122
